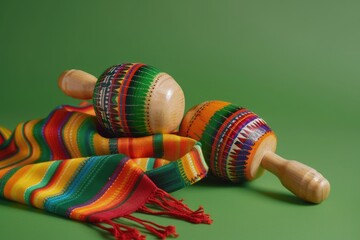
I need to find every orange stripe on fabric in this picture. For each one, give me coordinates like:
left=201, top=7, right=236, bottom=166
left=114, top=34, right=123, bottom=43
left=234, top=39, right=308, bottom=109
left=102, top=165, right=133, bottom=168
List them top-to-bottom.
left=62, top=113, right=87, bottom=158
left=0, top=120, right=42, bottom=171
left=23, top=120, right=42, bottom=164
left=0, top=123, right=31, bottom=169
left=92, top=133, right=111, bottom=156
left=162, top=135, right=179, bottom=161
left=117, top=136, right=157, bottom=158
left=181, top=152, right=199, bottom=182
left=31, top=158, right=85, bottom=209
left=130, top=158, right=149, bottom=171
left=153, top=158, right=169, bottom=169
left=70, top=160, right=143, bottom=221
left=7, top=162, right=49, bottom=204
left=3, top=164, right=33, bottom=200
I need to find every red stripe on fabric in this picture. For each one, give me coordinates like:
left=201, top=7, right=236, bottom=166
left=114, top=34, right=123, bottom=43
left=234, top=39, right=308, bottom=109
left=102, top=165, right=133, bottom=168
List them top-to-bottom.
left=62, top=104, right=95, bottom=116
left=43, top=110, right=71, bottom=160
left=0, top=134, right=5, bottom=145
left=0, top=137, right=17, bottom=160
left=129, top=138, right=135, bottom=157
left=180, top=138, right=188, bottom=158
left=192, top=147, right=208, bottom=176
left=29, top=160, right=67, bottom=205
left=87, top=174, right=156, bottom=222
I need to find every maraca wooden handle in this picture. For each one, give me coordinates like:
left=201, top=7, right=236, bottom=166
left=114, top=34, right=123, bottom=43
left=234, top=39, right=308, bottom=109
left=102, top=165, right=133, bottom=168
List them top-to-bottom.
left=58, top=69, right=97, bottom=100
left=261, top=151, right=330, bottom=203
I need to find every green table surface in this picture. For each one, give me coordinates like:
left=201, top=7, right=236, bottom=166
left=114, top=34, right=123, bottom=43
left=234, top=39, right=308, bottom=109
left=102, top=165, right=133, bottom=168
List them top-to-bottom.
left=1, top=1, right=359, bottom=239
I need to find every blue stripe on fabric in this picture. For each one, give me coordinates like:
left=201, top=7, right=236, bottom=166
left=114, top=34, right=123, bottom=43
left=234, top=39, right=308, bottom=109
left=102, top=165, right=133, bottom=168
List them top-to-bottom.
left=44, top=157, right=97, bottom=212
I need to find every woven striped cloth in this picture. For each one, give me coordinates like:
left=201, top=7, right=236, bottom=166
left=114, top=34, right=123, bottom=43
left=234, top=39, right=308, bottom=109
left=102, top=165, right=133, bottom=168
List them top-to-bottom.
left=0, top=104, right=211, bottom=239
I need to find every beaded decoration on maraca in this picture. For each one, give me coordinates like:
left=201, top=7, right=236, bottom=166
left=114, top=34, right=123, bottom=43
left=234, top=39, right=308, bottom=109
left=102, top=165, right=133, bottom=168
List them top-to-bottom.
left=58, top=63, right=185, bottom=137
left=179, top=100, right=330, bottom=203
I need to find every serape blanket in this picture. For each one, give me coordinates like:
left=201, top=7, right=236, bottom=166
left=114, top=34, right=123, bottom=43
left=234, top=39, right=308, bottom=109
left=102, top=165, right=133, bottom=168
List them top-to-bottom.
left=0, top=104, right=211, bottom=239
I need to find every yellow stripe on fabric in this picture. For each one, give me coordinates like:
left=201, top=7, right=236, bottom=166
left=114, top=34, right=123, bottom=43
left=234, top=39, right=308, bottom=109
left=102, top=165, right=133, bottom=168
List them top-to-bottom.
left=62, top=114, right=87, bottom=158
left=8, top=120, right=42, bottom=169
left=23, top=120, right=41, bottom=162
left=0, top=123, right=31, bottom=169
left=0, top=127, right=12, bottom=140
left=93, top=133, right=110, bottom=156
left=154, top=134, right=197, bottom=161
left=161, top=134, right=180, bottom=161
left=194, top=144, right=208, bottom=171
left=181, top=151, right=199, bottom=182
left=32, top=158, right=85, bottom=209
left=131, top=158, right=149, bottom=171
left=131, top=158, right=170, bottom=171
left=70, top=161, right=141, bottom=221
left=6, top=162, right=49, bottom=204
left=3, top=164, right=33, bottom=200
left=0, top=167, right=12, bottom=178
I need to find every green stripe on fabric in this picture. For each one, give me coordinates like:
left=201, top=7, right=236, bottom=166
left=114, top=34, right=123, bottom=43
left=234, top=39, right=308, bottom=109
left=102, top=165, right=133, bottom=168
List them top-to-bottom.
left=77, top=117, right=97, bottom=157
left=33, top=119, right=51, bottom=162
left=0, top=122, right=32, bottom=169
left=0, top=132, right=13, bottom=150
left=152, top=134, right=164, bottom=158
left=109, top=138, right=119, bottom=154
left=53, top=155, right=127, bottom=217
left=44, top=158, right=90, bottom=212
left=24, top=161, right=62, bottom=205
left=146, top=162, right=184, bottom=193
left=0, top=167, right=21, bottom=198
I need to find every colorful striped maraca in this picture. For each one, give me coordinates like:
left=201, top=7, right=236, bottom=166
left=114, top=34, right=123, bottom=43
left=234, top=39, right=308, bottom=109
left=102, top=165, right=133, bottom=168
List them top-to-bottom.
left=58, top=63, right=185, bottom=137
left=179, top=100, right=330, bottom=203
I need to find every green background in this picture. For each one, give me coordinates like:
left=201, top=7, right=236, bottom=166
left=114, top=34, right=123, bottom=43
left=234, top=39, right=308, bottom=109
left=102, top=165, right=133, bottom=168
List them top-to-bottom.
left=1, top=0, right=359, bottom=239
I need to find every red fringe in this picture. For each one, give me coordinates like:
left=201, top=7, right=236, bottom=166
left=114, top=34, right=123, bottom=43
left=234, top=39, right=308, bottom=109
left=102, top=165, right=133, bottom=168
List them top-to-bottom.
left=94, top=188, right=212, bottom=239
left=139, top=188, right=213, bottom=225
left=124, top=215, right=178, bottom=239
left=93, top=219, right=145, bottom=240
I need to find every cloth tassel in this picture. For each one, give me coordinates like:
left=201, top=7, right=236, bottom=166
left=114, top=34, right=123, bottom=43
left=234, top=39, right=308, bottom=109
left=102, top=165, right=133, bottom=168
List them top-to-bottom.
left=94, top=188, right=212, bottom=240
left=139, top=188, right=213, bottom=225
left=124, top=215, right=178, bottom=239
left=95, top=217, right=176, bottom=240
left=94, top=220, right=145, bottom=240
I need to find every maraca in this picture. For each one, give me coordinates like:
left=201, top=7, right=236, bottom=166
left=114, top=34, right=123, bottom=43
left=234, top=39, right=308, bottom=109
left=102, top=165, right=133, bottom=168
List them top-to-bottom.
left=58, top=63, right=185, bottom=137
left=179, top=100, right=330, bottom=203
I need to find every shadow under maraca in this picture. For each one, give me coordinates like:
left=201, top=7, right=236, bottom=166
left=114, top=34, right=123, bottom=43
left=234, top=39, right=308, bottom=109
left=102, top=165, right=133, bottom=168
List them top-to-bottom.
left=195, top=173, right=247, bottom=188
left=195, top=174, right=313, bottom=206
left=245, top=185, right=314, bottom=206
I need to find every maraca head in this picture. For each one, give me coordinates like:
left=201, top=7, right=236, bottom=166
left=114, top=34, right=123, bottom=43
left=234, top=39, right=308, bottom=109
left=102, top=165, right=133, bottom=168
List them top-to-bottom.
left=93, top=63, right=185, bottom=137
left=179, top=100, right=277, bottom=182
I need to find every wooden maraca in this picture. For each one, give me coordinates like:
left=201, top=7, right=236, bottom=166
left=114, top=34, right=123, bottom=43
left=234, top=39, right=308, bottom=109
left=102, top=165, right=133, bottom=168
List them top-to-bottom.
left=58, top=63, right=185, bottom=137
left=179, top=100, right=330, bottom=203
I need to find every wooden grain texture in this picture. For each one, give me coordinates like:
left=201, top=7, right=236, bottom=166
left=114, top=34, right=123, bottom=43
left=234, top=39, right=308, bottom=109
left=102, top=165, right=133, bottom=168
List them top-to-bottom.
left=262, top=151, right=330, bottom=203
